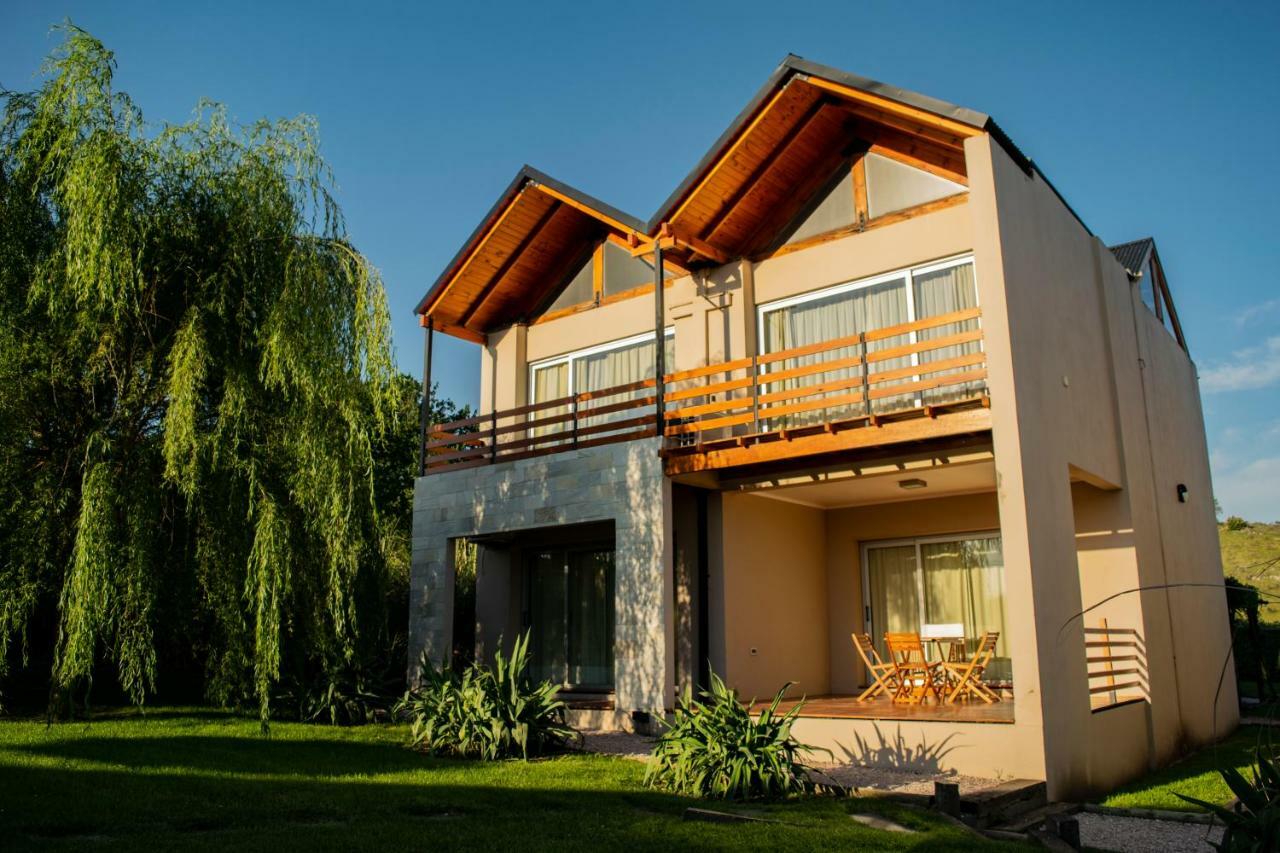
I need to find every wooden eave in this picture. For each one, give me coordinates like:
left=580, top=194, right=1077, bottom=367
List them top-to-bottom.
left=654, top=73, right=983, bottom=261
left=416, top=169, right=648, bottom=342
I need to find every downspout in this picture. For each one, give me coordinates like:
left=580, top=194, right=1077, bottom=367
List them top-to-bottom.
left=418, top=318, right=435, bottom=477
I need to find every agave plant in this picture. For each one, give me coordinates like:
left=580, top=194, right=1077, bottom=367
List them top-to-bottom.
left=393, top=632, right=578, bottom=760
left=645, top=672, right=826, bottom=800
left=1179, top=747, right=1280, bottom=852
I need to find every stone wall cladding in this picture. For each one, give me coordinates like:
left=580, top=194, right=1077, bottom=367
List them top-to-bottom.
left=410, top=437, right=669, bottom=713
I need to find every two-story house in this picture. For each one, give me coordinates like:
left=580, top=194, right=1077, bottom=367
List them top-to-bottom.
left=409, top=55, right=1236, bottom=799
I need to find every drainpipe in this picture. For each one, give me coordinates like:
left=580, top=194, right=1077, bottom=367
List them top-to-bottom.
left=653, top=242, right=665, bottom=436
left=418, top=318, right=435, bottom=476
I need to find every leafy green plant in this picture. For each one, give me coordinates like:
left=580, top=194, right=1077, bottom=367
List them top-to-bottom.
left=1227, top=516, right=1251, bottom=532
left=393, top=632, right=577, bottom=760
left=645, top=672, right=826, bottom=800
left=1179, top=747, right=1280, bottom=851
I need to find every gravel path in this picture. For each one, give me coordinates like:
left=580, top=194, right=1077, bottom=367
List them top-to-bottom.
left=1076, top=812, right=1223, bottom=853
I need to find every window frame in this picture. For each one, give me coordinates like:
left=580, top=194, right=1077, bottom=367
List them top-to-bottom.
left=756, top=254, right=979, bottom=356
left=527, top=327, right=675, bottom=405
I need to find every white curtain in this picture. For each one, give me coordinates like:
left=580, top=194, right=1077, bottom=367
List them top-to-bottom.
left=912, top=262, right=982, bottom=403
left=762, top=278, right=910, bottom=425
left=530, top=362, right=569, bottom=440
left=866, top=536, right=1010, bottom=685
left=919, top=538, right=1010, bottom=682
left=867, top=545, right=920, bottom=662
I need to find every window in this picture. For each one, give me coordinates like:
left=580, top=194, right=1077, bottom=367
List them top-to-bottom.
left=864, top=153, right=966, bottom=219
left=781, top=160, right=857, bottom=247
left=602, top=241, right=665, bottom=298
left=539, top=242, right=669, bottom=319
left=544, top=252, right=596, bottom=315
left=757, top=256, right=980, bottom=424
left=529, top=330, right=675, bottom=433
left=864, top=533, right=1011, bottom=684
left=525, top=547, right=615, bottom=688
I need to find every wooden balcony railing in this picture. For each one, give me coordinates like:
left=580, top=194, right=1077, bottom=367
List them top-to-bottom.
left=662, top=307, right=986, bottom=448
left=423, top=308, right=988, bottom=475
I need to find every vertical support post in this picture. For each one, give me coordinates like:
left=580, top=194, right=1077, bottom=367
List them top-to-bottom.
left=653, top=242, right=666, bottom=440
left=418, top=318, right=435, bottom=476
left=860, top=331, right=871, bottom=418
left=750, top=355, right=761, bottom=435
left=571, top=395, right=579, bottom=447
left=489, top=409, right=498, bottom=463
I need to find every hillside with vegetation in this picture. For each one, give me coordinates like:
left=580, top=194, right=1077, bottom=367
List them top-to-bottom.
left=1220, top=520, right=1280, bottom=623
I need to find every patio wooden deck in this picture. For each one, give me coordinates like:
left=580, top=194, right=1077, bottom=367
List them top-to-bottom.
left=750, top=693, right=1014, bottom=724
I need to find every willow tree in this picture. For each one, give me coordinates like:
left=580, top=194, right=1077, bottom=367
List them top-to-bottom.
left=0, top=25, right=397, bottom=720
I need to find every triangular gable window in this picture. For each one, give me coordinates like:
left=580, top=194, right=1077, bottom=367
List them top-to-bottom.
left=865, top=153, right=966, bottom=219
left=781, top=161, right=856, bottom=246
left=543, top=252, right=595, bottom=315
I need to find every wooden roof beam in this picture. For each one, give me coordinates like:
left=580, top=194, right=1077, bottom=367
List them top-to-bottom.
left=666, top=79, right=806, bottom=225
left=698, top=97, right=833, bottom=244
left=420, top=186, right=532, bottom=319
left=457, top=200, right=563, bottom=328
left=660, top=222, right=730, bottom=265
left=610, top=233, right=690, bottom=276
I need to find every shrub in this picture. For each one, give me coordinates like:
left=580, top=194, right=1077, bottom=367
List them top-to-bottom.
left=1227, top=516, right=1251, bottom=531
left=393, top=632, right=577, bottom=760
left=645, top=672, right=826, bottom=800
left=1179, top=747, right=1280, bottom=851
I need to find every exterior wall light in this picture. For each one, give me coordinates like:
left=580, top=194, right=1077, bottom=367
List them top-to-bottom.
left=899, top=478, right=928, bottom=490
left=1177, top=484, right=1188, bottom=503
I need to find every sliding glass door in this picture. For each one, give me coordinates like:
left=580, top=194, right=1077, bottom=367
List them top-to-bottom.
left=864, top=533, right=1010, bottom=682
left=525, top=548, right=615, bottom=690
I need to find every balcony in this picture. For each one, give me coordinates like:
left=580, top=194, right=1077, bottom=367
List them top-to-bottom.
left=422, top=308, right=991, bottom=477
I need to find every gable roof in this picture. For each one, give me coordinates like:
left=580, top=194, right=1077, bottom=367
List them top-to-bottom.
left=417, top=55, right=1063, bottom=339
left=648, top=55, right=995, bottom=233
left=414, top=166, right=647, bottom=341
left=1108, top=238, right=1155, bottom=278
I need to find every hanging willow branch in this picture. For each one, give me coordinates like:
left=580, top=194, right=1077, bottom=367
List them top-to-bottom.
left=0, top=24, right=396, bottom=722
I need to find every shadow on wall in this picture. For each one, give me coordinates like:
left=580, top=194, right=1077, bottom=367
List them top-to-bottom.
left=836, top=723, right=962, bottom=774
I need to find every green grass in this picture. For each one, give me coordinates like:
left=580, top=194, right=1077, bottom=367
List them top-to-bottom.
left=1220, top=521, right=1280, bottom=622
left=0, top=707, right=1020, bottom=852
left=1099, top=726, right=1276, bottom=812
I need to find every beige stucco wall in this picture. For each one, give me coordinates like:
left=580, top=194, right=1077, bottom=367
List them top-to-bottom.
left=967, top=132, right=1236, bottom=798
left=712, top=493, right=829, bottom=701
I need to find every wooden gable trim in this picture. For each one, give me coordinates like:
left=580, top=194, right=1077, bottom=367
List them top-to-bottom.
left=803, top=75, right=982, bottom=141
left=665, top=79, right=803, bottom=226
left=697, top=96, right=833, bottom=243
left=533, top=182, right=643, bottom=241
left=422, top=185, right=530, bottom=319
left=458, top=200, right=562, bottom=327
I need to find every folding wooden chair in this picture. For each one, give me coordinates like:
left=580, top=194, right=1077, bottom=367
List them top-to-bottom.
left=941, top=631, right=1001, bottom=703
left=884, top=632, right=941, bottom=704
left=851, top=633, right=898, bottom=702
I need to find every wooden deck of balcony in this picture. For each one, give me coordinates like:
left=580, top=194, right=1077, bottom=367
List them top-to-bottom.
left=422, top=308, right=990, bottom=476
left=750, top=692, right=1014, bottom=724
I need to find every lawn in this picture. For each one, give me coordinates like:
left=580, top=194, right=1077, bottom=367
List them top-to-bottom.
left=0, top=708, right=1019, bottom=852
left=1099, top=725, right=1275, bottom=812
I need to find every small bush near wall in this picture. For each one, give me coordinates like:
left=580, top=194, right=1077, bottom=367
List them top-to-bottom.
left=1227, top=516, right=1251, bottom=532
left=394, top=632, right=577, bottom=760
left=645, top=673, right=826, bottom=800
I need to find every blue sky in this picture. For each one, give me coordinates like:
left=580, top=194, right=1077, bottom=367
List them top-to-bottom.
left=4, top=1, right=1279, bottom=520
